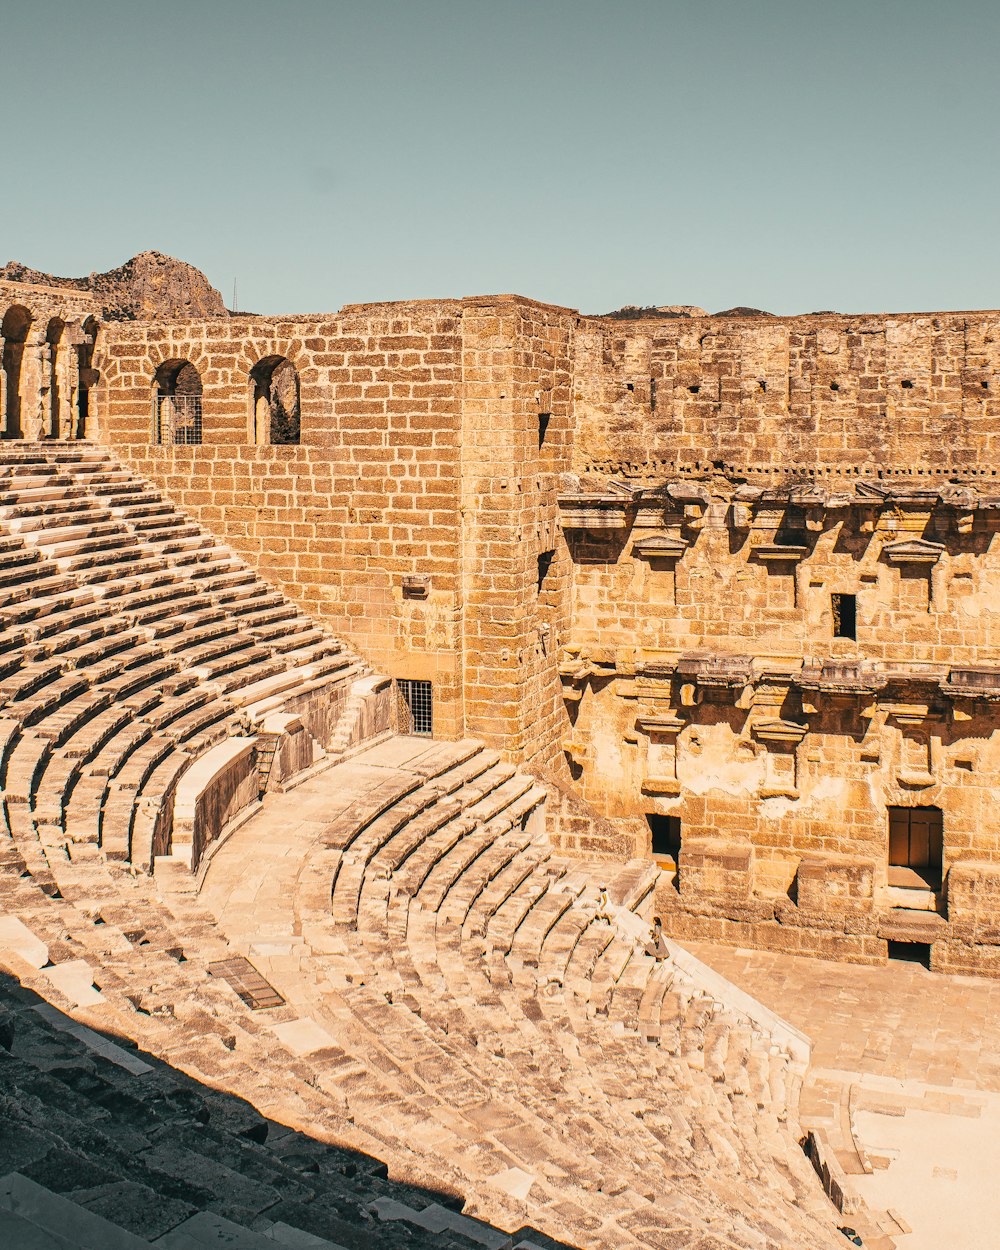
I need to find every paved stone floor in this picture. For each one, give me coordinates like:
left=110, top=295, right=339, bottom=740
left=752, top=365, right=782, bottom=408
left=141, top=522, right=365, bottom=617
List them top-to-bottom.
left=685, top=941, right=1000, bottom=1250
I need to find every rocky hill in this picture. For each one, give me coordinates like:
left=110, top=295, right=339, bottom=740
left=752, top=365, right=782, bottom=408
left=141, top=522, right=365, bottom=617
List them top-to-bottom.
left=0, top=250, right=227, bottom=321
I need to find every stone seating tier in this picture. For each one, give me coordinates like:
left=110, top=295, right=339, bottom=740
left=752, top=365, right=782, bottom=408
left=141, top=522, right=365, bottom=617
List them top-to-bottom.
left=0, top=444, right=387, bottom=878
left=194, top=737, right=844, bottom=1250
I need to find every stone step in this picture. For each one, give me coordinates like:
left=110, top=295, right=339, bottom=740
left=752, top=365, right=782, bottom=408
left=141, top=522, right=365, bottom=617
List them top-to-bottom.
left=438, top=828, right=532, bottom=928
left=463, top=844, right=551, bottom=941
left=0, top=1172, right=151, bottom=1249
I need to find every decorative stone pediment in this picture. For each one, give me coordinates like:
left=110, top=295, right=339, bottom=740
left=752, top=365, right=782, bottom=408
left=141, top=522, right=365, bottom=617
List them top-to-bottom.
left=631, top=534, right=689, bottom=560
left=880, top=538, right=945, bottom=566
left=749, top=541, right=809, bottom=564
left=882, top=700, right=934, bottom=726
left=635, top=713, right=685, bottom=738
left=750, top=717, right=808, bottom=799
left=751, top=717, right=808, bottom=746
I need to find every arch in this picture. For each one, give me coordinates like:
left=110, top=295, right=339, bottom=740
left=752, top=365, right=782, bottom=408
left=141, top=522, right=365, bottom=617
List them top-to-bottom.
left=1, top=303, right=32, bottom=439
left=249, top=354, right=300, bottom=445
left=152, top=357, right=203, bottom=445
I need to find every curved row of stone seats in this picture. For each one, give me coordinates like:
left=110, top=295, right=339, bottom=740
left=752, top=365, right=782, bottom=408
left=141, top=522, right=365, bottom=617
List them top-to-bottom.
left=0, top=443, right=389, bottom=879
left=199, top=738, right=845, bottom=1250
left=335, top=745, right=835, bottom=1235
left=0, top=826, right=566, bottom=1248
left=0, top=921, right=568, bottom=1247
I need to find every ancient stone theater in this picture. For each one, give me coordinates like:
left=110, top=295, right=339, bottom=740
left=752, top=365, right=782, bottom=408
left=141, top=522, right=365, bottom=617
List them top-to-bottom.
left=0, top=251, right=997, bottom=1248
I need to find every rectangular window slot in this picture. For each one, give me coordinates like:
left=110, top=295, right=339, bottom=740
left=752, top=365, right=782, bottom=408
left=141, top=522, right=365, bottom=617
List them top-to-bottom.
left=538, top=412, right=551, bottom=447
left=537, top=549, right=555, bottom=593
left=402, top=575, right=429, bottom=600
left=832, top=593, right=857, bottom=639
left=398, top=679, right=433, bottom=737
left=888, top=805, right=943, bottom=889
left=887, top=941, right=931, bottom=967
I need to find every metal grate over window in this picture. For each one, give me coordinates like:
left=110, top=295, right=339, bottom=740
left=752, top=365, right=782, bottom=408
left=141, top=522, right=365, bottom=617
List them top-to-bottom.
left=153, top=394, right=202, bottom=445
left=397, top=679, right=433, bottom=736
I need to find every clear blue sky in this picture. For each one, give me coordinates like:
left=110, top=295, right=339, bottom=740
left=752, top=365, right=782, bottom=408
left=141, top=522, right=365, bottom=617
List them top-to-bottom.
left=2, top=0, right=997, bottom=316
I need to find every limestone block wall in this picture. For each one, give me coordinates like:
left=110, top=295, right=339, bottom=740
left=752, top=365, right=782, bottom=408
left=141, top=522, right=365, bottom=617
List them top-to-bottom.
left=95, top=297, right=577, bottom=769
left=458, top=298, right=575, bottom=765
left=97, top=305, right=468, bottom=737
left=559, top=308, right=1000, bottom=971
left=572, top=311, right=1000, bottom=475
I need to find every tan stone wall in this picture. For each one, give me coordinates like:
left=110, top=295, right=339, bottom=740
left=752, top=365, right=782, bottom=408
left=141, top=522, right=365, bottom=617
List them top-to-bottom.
left=90, top=293, right=1000, bottom=969
left=95, top=297, right=577, bottom=768
left=458, top=299, right=575, bottom=766
left=96, top=305, right=468, bottom=734
left=560, top=309, right=1000, bottom=971
left=573, top=311, right=1000, bottom=475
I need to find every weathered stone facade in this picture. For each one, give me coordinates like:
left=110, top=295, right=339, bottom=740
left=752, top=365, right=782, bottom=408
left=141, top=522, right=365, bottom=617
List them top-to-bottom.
left=7, top=268, right=1000, bottom=975
left=1, top=280, right=98, bottom=441
left=564, top=311, right=1000, bottom=975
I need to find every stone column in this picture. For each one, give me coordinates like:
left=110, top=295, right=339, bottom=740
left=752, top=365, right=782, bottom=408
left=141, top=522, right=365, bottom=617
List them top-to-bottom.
left=458, top=297, right=573, bottom=768
left=19, top=331, right=47, bottom=440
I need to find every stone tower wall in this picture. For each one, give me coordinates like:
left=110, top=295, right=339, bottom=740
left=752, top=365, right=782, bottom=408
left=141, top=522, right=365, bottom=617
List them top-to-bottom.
left=94, top=297, right=576, bottom=769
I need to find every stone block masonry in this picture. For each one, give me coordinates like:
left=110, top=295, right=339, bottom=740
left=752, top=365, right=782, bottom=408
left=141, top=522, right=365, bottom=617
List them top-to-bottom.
left=81, top=287, right=1000, bottom=975
left=95, top=296, right=576, bottom=770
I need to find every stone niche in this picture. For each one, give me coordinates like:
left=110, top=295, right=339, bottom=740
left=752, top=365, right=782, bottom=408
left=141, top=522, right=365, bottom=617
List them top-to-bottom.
left=636, top=712, right=684, bottom=796
left=680, top=838, right=754, bottom=900
left=795, top=853, right=876, bottom=916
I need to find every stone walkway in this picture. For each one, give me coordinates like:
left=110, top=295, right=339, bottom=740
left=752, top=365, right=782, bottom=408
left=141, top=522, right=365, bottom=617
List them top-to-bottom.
left=685, top=941, right=1000, bottom=1250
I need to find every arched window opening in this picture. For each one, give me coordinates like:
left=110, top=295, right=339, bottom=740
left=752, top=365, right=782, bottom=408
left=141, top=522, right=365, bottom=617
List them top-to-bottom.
left=2, top=304, right=32, bottom=440
left=75, top=316, right=99, bottom=439
left=45, top=318, right=65, bottom=438
left=250, top=355, right=300, bottom=445
left=153, top=359, right=203, bottom=445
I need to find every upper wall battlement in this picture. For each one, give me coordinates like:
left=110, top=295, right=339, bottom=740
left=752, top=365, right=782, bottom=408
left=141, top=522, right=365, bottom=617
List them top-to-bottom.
left=575, top=309, right=1000, bottom=479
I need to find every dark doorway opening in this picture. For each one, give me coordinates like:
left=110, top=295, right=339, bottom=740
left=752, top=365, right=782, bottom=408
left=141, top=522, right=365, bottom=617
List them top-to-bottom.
left=888, top=805, right=943, bottom=889
left=647, top=814, right=681, bottom=863
left=887, top=940, right=931, bottom=968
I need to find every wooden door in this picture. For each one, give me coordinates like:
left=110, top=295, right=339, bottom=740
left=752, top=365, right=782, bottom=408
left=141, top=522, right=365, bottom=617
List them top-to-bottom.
left=888, top=806, right=943, bottom=872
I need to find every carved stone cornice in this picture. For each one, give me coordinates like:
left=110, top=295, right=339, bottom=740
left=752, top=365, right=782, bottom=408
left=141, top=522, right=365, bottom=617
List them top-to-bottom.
left=557, top=493, right=634, bottom=529
left=879, top=537, right=946, bottom=566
